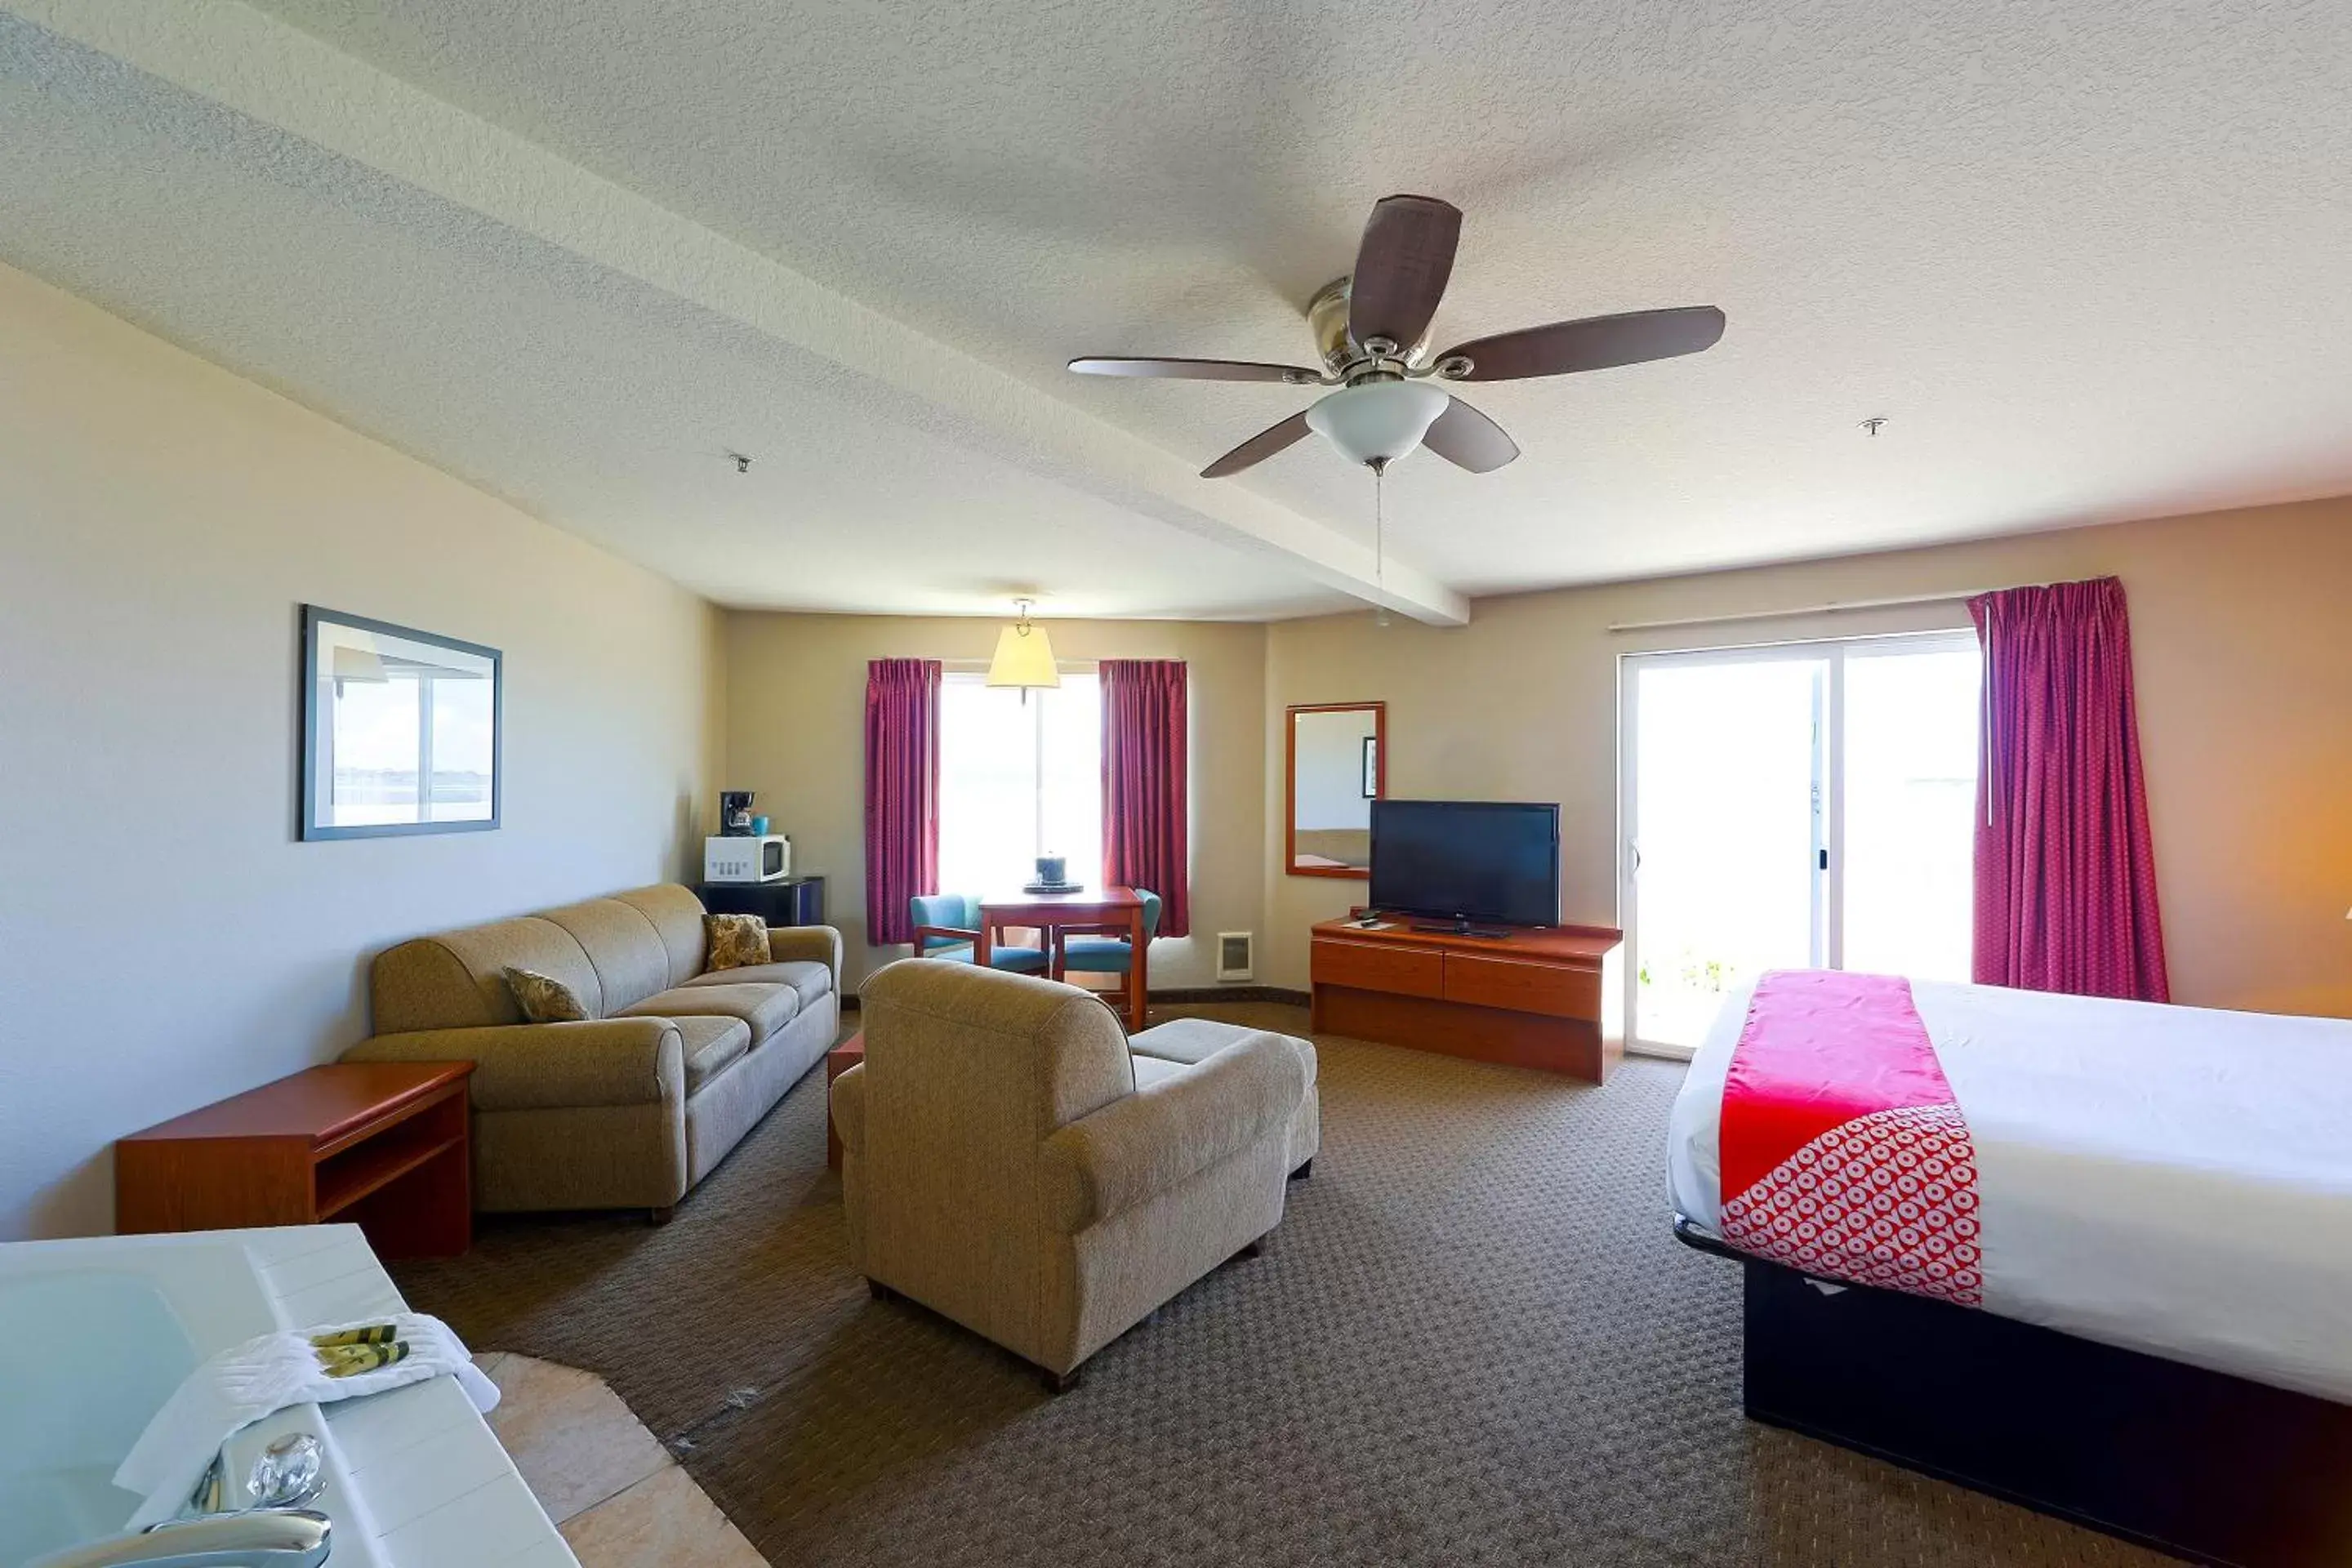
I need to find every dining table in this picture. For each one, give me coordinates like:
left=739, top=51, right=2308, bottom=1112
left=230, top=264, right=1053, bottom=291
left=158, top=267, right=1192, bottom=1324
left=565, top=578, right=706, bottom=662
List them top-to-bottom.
left=976, top=884, right=1151, bottom=1032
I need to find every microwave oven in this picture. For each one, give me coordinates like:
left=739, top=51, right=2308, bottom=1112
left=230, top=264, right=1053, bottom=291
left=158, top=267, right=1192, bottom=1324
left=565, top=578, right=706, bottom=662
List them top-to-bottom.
left=705, top=835, right=790, bottom=884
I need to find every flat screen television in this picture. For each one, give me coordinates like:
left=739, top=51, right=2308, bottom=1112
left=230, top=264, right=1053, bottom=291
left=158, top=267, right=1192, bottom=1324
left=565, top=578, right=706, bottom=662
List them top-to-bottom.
left=1370, top=800, right=1561, bottom=929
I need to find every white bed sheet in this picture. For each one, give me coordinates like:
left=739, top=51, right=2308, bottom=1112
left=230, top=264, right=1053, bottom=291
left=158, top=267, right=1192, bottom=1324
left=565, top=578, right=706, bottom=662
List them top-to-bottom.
left=1667, top=978, right=2352, bottom=1402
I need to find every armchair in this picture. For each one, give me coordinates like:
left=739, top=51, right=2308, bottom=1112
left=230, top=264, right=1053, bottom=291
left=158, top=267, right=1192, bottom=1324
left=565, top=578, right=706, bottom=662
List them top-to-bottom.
left=908, top=893, right=1049, bottom=973
left=833, top=959, right=1306, bottom=1388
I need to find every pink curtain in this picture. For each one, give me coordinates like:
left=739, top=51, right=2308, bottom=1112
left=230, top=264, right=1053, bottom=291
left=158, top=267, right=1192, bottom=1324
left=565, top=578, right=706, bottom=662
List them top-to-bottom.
left=1969, top=577, right=2168, bottom=1000
left=864, top=658, right=941, bottom=947
left=1101, top=659, right=1190, bottom=938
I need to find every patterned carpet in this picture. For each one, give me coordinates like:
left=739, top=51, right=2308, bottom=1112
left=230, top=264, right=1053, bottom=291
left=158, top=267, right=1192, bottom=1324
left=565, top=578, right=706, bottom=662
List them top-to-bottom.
left=390, top=1004, right=2166, bottom=1567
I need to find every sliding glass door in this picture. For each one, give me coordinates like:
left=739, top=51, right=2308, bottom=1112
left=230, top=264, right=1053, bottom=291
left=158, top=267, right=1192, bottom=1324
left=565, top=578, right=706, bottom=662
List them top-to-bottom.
left=1618, top=632, right=1980, bottom=1056
left=1839, top=642, right=1983, bottom=978
left=1623, top=649, right=1828, bottom=1051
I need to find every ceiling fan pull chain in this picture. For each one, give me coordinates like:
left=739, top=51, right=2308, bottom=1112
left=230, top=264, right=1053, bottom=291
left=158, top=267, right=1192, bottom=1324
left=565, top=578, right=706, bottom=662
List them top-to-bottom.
left=1374, top=464, right=1390, bottom=628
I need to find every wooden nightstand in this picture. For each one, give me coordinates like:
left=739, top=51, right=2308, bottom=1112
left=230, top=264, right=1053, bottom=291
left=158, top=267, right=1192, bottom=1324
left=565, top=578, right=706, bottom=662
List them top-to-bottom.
left=116, top=1062, right=474, bottom=1258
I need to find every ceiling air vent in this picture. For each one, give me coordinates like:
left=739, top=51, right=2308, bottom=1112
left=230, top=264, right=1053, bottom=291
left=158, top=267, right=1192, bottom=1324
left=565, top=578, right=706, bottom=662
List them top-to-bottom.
left=1216, top=932, right=1254, bottom=984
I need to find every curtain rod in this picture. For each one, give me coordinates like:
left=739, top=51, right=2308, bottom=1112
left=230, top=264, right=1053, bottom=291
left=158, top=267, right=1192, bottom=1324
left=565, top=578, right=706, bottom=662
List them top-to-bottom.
left=1605, top=588, right=1992, bottom=635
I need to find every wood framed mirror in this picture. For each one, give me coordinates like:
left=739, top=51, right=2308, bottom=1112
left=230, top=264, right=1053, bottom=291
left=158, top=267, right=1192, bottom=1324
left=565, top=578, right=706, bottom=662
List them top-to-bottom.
left=1286, top=702, right=1385, bottom=878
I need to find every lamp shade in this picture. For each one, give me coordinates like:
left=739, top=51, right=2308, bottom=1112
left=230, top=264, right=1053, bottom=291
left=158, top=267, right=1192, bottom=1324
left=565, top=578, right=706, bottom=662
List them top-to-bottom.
left=1305, top=380, right=1450, bottom=467
left=987, top=622, right=1061, bottom=691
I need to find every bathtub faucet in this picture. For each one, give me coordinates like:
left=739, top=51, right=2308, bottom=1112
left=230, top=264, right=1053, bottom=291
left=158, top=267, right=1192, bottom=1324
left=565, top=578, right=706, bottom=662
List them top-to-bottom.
left=25, top=1509, right=331, bottom=1568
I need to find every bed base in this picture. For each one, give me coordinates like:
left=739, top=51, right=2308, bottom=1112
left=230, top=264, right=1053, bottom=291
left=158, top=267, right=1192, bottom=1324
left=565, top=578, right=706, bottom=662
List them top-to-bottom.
left=1673, top=1218, right=2352, bottom=1566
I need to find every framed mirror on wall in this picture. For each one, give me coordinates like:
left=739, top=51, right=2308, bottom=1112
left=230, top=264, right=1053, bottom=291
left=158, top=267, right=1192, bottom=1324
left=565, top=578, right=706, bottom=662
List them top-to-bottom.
left=301, top=605, right=501, bottom=840
left=1286, top=702, right=1386, bottom=877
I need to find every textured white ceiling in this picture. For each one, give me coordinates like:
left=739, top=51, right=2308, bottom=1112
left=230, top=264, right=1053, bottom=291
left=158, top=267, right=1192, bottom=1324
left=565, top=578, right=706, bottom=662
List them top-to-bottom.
left=10, top=0, right=2352, bottom=615
left=250, top=0, right=2352, bottom=593
left=0, top=7, right=1356, bottom=620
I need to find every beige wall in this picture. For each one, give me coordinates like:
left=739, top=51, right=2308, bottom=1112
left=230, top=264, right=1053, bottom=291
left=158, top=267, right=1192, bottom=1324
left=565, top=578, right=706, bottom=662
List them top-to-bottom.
left=0, top=262, right=723, bottom=1241
left=723, top=498, right=2352, bottom=1020
left=1264, top=499, right=2352, bottom=1018
left=724, top=612, right=1266, bottom=991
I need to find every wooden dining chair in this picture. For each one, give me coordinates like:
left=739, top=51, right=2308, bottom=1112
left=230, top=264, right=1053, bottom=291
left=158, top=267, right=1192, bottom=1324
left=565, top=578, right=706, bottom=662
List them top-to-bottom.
left=1049, top=889, right=1162, bottom=1006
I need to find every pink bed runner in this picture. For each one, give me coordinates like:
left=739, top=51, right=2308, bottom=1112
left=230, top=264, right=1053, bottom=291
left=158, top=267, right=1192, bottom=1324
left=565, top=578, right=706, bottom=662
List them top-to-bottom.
left=1717, top=969, right=1983, bottom=1306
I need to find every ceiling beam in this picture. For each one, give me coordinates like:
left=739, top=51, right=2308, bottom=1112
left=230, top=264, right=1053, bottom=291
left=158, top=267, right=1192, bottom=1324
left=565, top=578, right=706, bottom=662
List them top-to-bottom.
left=7, top=0, right=1470, bottom=625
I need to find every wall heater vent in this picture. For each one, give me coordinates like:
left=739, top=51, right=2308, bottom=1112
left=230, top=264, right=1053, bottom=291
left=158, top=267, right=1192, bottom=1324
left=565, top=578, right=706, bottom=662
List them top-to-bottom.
left=1215, top=932, right=1254, bottom=983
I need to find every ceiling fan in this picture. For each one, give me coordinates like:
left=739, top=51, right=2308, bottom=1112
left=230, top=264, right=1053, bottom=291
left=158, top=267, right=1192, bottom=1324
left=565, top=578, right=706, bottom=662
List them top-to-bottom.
left=1070, top=194, right=1725, bottom=479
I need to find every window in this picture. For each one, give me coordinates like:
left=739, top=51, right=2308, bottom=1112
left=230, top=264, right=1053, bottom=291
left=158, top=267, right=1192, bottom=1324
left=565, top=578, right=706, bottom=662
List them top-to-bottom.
left=1618, top=632, right=1981, bottom=1054
left=938, top=669, right=1102, bottom=896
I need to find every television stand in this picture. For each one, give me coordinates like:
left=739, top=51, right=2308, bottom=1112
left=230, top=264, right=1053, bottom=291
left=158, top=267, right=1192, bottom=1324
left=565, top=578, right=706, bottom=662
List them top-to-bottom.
left=1310, top=916, right=1623, bottom=1080
left=1406, top=916, right=1512, bottom=939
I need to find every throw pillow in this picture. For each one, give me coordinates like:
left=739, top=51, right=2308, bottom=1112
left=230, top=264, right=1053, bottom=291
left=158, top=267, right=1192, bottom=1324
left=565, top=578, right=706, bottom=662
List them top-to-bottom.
left=706, top=912, right=770, bottom=972
left=505, top=965, right=588, bottom=1023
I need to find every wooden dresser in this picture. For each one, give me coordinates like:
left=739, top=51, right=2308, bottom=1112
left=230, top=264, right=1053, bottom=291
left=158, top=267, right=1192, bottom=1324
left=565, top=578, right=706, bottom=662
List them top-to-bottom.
left=1309, top=917, right=1623, bottom=1080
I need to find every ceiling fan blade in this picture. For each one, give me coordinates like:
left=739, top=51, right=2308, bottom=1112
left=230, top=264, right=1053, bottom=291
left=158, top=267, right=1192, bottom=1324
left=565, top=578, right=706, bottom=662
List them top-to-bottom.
left=1347, top=194, right=1462, bottom=352
left=1435, top=305, right=1726, bottom=381
left=1069, top=356, right=1318, bottom=383
left=1421, top=396, right=1520, bottom=474
left=1201, top=410, right=1312, bottom=478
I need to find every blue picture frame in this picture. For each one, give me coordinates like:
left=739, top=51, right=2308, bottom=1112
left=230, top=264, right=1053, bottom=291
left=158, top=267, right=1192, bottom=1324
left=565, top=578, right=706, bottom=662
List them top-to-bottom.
left=300, top=604, right=502, bottom=840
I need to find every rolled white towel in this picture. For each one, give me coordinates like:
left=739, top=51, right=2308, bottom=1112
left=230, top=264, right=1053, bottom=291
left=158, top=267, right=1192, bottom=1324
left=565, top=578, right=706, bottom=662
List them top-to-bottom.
left=114, top=1312, right=497, bottom=1530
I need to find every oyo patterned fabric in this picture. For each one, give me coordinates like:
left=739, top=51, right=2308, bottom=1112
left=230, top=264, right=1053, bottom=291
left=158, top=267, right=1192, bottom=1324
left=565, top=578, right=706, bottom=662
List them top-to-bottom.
left=1717, top=969, right=1983, bottom=1307
left=1719, top=1101, right=1983, bottom=1305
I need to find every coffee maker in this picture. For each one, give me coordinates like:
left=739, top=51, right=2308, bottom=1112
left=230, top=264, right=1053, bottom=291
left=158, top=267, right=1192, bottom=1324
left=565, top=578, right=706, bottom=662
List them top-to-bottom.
left=718, top=791, right=755, bottom=836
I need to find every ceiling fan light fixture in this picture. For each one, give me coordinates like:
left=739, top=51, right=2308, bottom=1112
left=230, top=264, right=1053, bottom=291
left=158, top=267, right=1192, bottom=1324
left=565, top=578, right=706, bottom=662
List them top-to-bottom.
left=1067, top=194, right=1723, bottom=480
left=1305, top=380, right=1450, bottom=468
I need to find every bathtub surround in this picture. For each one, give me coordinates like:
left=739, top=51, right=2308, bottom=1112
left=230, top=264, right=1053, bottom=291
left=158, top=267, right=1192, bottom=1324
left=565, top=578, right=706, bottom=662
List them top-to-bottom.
left=0, top=261, right=724, bottom=1241
left=0, top=1224, right=568, bottom=1567
left=117, top=1308, right=497, bottom=1531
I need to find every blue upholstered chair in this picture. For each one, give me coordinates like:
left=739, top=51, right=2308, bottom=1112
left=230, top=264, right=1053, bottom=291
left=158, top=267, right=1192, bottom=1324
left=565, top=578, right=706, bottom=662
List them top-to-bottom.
left=1051, top=889, right=1162, bottom=982
left=908, top=893, right=1049, bottom=974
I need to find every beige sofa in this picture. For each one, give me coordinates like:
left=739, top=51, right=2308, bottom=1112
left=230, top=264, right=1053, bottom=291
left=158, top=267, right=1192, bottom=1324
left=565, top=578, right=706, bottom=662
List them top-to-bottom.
left=345, top=884, right=840, bottom=1217
left=832, top=960, right=1310, bottom=1388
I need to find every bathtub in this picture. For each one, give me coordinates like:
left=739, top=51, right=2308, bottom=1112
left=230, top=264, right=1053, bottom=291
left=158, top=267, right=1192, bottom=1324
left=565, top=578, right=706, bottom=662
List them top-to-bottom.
left=0, top=1228, right=569, bottom=1568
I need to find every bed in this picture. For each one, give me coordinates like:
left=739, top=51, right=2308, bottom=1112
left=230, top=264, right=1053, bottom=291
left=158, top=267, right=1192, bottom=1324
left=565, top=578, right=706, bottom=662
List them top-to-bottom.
left=1290, top=828, right=1370, bottom=871
left=1668, top=972, right=2352, bottom=1566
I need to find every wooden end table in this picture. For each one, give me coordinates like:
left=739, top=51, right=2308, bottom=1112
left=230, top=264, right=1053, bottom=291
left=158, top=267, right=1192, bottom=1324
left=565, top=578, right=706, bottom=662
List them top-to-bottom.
left=826, top=1031, right=865, bottom=1171
left=116, top=1062, right=474, bottom=1258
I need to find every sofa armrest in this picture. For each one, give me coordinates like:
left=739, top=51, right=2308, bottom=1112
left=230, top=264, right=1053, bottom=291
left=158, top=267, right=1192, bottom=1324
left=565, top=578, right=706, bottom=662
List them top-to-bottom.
left=766, top=923, right=843, bottom=991
left=343, top=1019, right=684, bottom=1113
left=1037, top=1033, right=1307, bottom=1232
